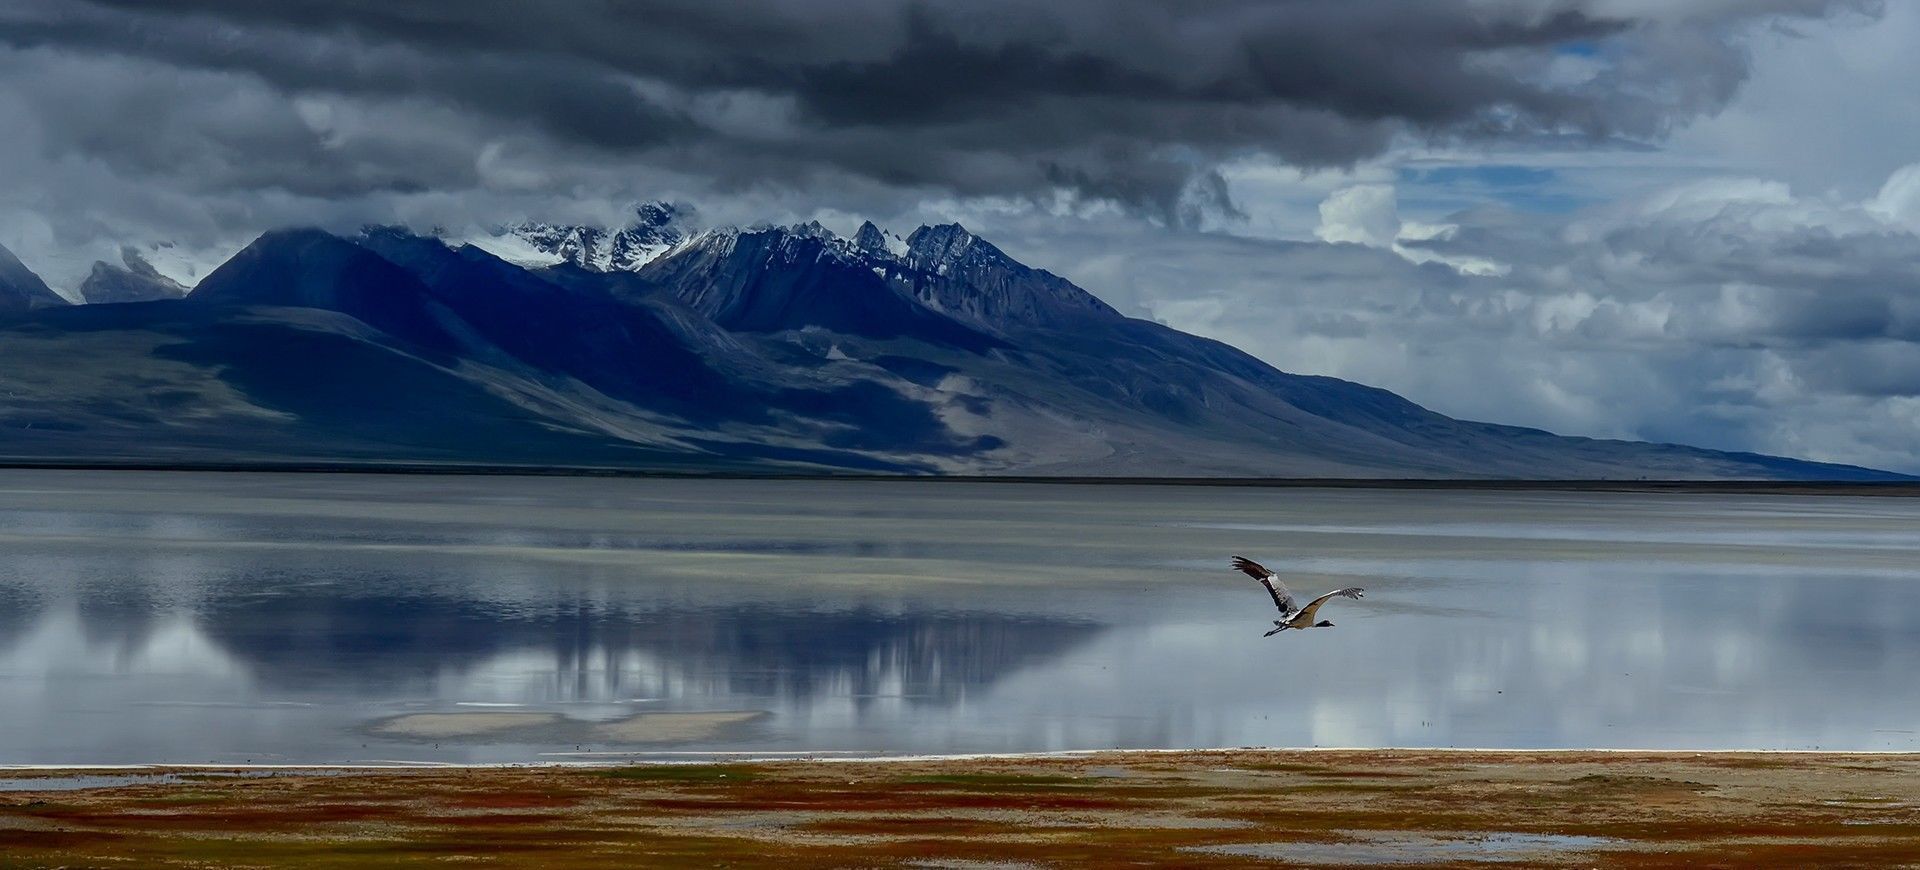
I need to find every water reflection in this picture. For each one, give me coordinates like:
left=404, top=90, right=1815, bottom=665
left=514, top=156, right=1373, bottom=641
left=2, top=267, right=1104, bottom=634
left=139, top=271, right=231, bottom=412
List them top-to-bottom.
left=0, top=472, right=1917, bottom=763
left=191, top=580, right=1102, bottom=703
left=0, top=581, right=42, bottom=650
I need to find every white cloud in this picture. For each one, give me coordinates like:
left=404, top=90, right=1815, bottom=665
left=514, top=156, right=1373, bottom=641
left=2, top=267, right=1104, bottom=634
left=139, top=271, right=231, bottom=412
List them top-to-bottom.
left=1869, top=162, right=1920, bottom=228
left=1314, top=184, right=1401, bottom=248
left=1312, top=185, right=1511, bottom=277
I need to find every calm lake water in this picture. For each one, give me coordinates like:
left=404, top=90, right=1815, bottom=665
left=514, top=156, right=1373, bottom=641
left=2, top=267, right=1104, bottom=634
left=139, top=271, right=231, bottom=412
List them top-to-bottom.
left=0, top=471, right=1916, bottom=765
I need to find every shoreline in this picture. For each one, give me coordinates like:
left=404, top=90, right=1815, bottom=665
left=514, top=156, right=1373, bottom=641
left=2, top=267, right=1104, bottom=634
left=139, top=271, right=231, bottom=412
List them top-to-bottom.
left=0, top=459, right=1914, bottom=493
left=9, top=745, right=1920, bottom=772
left=6, top=748, right=1920, bottom=866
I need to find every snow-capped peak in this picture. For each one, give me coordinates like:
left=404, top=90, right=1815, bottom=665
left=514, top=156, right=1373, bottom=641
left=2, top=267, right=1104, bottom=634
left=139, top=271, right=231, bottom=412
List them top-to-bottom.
left=485, top=201, right=692, bottom=272
left=475, top=206, right=941, bottom=276
left=788, top=220, right=835, bottom=241
left=854, top=221, right=910, bottom=259
left=902, top=223, right=994, bottom=276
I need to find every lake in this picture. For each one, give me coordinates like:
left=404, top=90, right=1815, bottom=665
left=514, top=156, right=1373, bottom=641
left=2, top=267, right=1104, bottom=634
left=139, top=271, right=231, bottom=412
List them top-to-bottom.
left=0, top=471, right=1916, bottom=765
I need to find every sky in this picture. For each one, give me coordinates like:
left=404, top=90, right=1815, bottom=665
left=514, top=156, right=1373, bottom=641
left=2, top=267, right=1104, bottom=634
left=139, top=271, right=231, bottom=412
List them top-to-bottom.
left=1, top=1, right=1917, bottom=470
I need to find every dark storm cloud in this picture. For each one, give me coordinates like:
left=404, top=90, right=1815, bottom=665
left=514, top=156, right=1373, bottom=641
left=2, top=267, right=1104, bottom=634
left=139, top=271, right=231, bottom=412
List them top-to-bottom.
left=0, top=0, right=1875, bottom=220
left=0, top=6, right=693, bottom=154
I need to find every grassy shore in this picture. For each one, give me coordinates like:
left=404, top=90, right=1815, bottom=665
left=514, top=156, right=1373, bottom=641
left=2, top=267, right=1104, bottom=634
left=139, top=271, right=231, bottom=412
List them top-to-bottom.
left=4, top=751, right=1920, bottom=867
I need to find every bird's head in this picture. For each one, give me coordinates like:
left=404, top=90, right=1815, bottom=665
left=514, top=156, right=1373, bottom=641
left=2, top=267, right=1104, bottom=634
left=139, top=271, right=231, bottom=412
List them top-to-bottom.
left=1315, top=620, right=1334, bottom=628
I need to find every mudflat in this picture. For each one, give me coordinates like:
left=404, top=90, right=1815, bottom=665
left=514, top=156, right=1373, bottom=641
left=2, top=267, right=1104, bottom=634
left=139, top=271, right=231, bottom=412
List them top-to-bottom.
left=4, top=750, right=1919, bottom=867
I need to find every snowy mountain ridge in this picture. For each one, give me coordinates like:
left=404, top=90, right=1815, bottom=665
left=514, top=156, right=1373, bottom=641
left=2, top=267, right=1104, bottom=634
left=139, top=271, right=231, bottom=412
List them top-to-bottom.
left=491, top=201, right=692, bottom=272
left=487, top=203, right=991, bottom=280
left=0, top=220, right=1903, bottom=480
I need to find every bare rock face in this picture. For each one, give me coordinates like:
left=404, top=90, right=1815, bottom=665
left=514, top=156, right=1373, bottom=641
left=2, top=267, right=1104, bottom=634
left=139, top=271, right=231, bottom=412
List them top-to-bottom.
left=79, top=248, right=190, bottom=304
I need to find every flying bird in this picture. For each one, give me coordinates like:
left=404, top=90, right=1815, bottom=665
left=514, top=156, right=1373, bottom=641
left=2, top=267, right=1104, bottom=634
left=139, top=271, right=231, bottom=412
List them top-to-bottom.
left=1231, top=555, right=1364, bottom=637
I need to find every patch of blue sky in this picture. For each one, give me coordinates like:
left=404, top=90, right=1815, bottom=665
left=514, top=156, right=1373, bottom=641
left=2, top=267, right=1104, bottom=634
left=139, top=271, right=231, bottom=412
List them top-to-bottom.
left=1396, top=164, right=1593, bottom=214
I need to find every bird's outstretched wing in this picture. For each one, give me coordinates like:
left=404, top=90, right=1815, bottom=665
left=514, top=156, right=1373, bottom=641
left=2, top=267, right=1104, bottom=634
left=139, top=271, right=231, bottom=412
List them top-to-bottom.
left=1232, top=555, right=1296, bottom=616
left=1230, top=556, right=1273, bottom=579
left=1294, top=587, right=1365, bottom=624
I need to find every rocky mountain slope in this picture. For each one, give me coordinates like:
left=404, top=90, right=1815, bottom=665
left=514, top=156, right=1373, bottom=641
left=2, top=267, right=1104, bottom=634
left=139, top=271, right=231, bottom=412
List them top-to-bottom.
left=0, top=218, right=1898, bottom=479
left=0, top=242, right=70, bottom=311
left=78, top=248, right=191, bottom=304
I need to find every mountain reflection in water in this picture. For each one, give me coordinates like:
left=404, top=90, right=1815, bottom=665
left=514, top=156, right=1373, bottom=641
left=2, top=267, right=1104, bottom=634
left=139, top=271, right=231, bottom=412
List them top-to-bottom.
left=1, top=471, right=1919, bottom=764
left=0, top=541, right=1113, bottom=763
left=193, top=584, right=1102, bottom=703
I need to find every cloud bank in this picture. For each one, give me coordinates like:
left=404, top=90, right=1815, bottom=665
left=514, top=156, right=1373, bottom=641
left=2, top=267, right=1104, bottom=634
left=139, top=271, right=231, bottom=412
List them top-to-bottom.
left=0, top=1, right=1873, bottom=269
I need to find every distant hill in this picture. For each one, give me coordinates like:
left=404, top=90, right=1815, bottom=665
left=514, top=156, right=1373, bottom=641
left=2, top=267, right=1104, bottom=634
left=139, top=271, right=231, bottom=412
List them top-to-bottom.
left=0, top=215, right=1900, bottom=480
left=0, top=242, right=70, bottom=312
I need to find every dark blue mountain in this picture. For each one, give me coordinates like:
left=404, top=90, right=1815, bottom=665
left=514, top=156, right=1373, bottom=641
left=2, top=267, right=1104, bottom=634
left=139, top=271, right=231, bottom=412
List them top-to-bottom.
left=0, top=219, right=1902, bottom=480
left=896, top=223, right=1121, bottom=331
left=637, top=226, right=1002, bottom=352
left=353, top=228, right=745, bottom=420
left=357, top=228, right=1001, bottom=457
left=186, top=229, right=464, bottom=356
left=0, top=242, right=68, bottom=312
left=0, top=300, right=707, bottom=468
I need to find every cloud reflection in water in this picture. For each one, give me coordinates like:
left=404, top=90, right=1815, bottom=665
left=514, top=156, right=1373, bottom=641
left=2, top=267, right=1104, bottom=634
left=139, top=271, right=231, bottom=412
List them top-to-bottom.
left=0, top=475, right=1915, bottom=763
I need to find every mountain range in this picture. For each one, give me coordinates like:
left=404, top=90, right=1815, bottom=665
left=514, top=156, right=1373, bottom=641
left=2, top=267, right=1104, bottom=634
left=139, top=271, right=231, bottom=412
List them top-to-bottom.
left=0, top=207, right=1899, bottom=479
